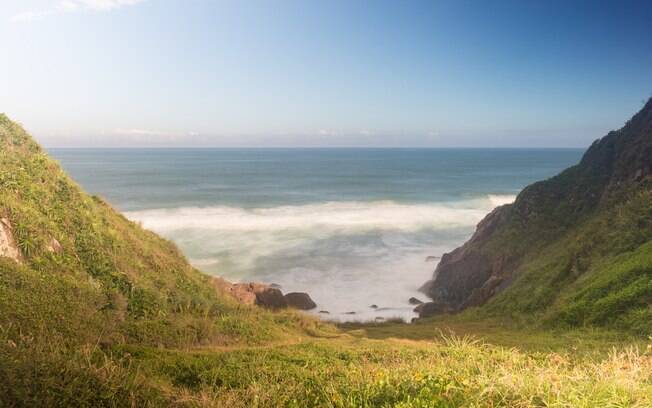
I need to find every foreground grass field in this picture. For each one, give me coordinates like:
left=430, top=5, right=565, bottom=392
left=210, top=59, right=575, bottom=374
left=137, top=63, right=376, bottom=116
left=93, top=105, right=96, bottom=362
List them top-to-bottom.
left=5, top=315, right=650, bottom=407
left=80, top=321, right=652, bottom=407
left=140, top=322, right=652, bottom=407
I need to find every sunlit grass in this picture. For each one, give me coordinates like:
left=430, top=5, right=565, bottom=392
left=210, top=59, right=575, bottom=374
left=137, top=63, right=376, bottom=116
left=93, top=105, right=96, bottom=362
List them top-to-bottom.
left=2, top=112, right=652, bottom=406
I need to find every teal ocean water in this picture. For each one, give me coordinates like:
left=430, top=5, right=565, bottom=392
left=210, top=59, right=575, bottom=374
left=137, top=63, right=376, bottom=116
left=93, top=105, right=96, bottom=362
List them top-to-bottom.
left=50, top=148, right=583, bottom=321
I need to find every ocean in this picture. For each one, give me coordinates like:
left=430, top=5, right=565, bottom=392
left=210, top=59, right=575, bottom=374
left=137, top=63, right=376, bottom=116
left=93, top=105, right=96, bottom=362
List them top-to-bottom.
left=49, top=148, right=583, bottom=322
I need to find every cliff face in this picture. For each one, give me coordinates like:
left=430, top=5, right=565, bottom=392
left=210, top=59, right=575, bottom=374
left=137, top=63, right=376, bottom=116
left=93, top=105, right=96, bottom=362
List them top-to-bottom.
left=420, top=99, right=652, bottom=324
left=419, top=204, right=513, bottom=309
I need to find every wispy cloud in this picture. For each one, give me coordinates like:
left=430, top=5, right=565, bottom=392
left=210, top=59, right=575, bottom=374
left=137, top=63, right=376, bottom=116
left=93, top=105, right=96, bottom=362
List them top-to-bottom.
left=12, top=0, right=146, bottom=22
left=62, top=0, right=145, bottom=11
left=111, top=128, right=201, bottom=143
left=114, top=128, right=169, bottom=136
left=318, top=129, right=337, bottom=136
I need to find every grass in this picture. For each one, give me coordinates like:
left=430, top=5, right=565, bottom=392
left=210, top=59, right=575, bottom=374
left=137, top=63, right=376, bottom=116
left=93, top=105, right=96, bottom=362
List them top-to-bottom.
left=2, top=112, right=652, bottom=406
left=0, top=113, right=316, bottom=349
left=480, top=185, right=652, bottom=335
left=4, top=315, right=650, bottom=407
left=341, top=318, right=646, bottom=354
left=94, top=324, right=652, bottom=407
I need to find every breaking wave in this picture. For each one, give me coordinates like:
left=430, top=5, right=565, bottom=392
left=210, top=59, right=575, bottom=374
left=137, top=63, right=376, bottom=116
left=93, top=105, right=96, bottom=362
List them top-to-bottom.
left=124, top=195, right=516, bottom=321
left=126, top=195, right=515, bottom=234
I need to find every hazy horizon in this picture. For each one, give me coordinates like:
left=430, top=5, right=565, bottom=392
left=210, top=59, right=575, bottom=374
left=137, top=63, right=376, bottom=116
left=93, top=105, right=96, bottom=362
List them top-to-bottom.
left=2, top=0, right=651, bottom=148
left=47, top=146, right=587, bottom=150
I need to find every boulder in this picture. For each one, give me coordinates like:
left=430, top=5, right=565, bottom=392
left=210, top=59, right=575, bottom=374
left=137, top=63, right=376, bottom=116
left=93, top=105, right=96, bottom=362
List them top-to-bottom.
left=211, top=278, right=256, bottom=305
left=211, top=279, right=285, bottom=307
left=229, top=283, right=260, bottom=305
left=254, top=287, right=287, bottom=309
left=284, top=292, right=316, bottom=310
left=408, top=297, right=423, bottom=305
left=370, top=304, right=378, bottom=309
left=318, top=310, right=330, bottom=314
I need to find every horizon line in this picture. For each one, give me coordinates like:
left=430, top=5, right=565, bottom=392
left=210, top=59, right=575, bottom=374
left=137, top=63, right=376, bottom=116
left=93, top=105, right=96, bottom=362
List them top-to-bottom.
left=45, top=145, right=588, bottom=150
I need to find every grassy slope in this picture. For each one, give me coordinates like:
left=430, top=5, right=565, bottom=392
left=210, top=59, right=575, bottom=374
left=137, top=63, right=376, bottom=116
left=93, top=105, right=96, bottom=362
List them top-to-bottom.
left=445, top=100, right=652, bottom=333
left=0, top=113, right=324, bottom=348
left=0, top=114, right=330, bottom=406
left=1, top=114, right=651, bottom=407
left=483, top=181, right=652, bottom=332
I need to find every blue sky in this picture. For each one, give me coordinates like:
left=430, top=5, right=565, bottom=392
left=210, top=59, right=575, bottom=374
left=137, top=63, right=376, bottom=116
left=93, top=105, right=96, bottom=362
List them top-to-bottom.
left=1, top=0, right=651, bottom=147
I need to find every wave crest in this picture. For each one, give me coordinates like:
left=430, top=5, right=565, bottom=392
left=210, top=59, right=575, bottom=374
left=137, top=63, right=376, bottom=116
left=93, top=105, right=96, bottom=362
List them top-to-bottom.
left=125, top=199, right=506, bottom=234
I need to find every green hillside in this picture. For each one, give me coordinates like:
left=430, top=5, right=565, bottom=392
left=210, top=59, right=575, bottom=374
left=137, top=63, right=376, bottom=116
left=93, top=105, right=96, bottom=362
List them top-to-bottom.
left=422, top=99, right=652, bottom=333
left=1, top=113, right=651, bottom=407
left=0, top=114, right=328, bottom=405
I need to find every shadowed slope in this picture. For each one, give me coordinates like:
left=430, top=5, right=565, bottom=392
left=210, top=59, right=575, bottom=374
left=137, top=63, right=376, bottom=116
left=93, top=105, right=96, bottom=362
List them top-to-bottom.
left=421, top=99, right=652, bottom=332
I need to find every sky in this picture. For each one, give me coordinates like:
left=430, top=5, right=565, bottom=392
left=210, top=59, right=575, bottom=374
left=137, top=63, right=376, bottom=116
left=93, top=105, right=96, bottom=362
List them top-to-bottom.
left=1, top=0, right=651, bottom=148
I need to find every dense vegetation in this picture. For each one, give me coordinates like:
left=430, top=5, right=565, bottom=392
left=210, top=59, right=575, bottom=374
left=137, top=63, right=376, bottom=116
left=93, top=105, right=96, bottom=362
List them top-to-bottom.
left=424, top=99, right=652, bottom=334
left=486, top=101, right=652, bottom=332
left=1, top=112, right=651, bottom=407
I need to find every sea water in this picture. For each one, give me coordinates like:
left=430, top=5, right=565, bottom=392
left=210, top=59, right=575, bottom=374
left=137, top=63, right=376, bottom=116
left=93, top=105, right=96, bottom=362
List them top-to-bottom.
left=49, top=148, right=582, bottom=322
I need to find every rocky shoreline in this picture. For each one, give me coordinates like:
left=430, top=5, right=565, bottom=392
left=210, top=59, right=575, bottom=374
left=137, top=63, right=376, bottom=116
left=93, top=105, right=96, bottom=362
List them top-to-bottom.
left=211, top=252, right=456, bottom=321
left=211, top=277, right=317, bottom=310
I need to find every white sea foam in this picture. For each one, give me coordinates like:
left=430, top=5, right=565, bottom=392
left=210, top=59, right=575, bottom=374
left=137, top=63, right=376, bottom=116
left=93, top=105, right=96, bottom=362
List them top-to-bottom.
left=488, top=194, right=517, bottom=206
left=125, top=195, right=514, bottom=322
left=125, top=198, right=505, bottom=234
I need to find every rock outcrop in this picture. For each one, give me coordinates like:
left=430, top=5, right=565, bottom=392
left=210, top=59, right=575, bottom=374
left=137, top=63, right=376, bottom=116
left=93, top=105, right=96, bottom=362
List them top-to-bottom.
left=419, top=204, right=512, bottom=311
left=0, top=218, right=21, bottom=263
left=211, top=277, right=257, bottom=305
left=212, top=278, right=318, bottom=310
left=254, top=287, right=287, bottom=309
left=284, top=292, right=317, bottom=310
left=414, top=301, right=452, bottom=318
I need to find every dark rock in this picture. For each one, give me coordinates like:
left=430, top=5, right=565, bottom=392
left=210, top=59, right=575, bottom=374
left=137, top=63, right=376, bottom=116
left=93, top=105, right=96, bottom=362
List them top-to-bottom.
left=419, top=204, right=511, bottom=309
left=425, top=256, right=440, bottom=262
left=254, top=287, right=287, bottom=309
left=284, top=292, right=317, bottom=310
left=408, top=297, right=423, bottom=305
left=417, top=302, right=451, bottom=318
left=370, top=304, right=378, bottom=309
left=318, top=310, right=330, bottom=314
left=344, top=311, right=356, bottom=315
